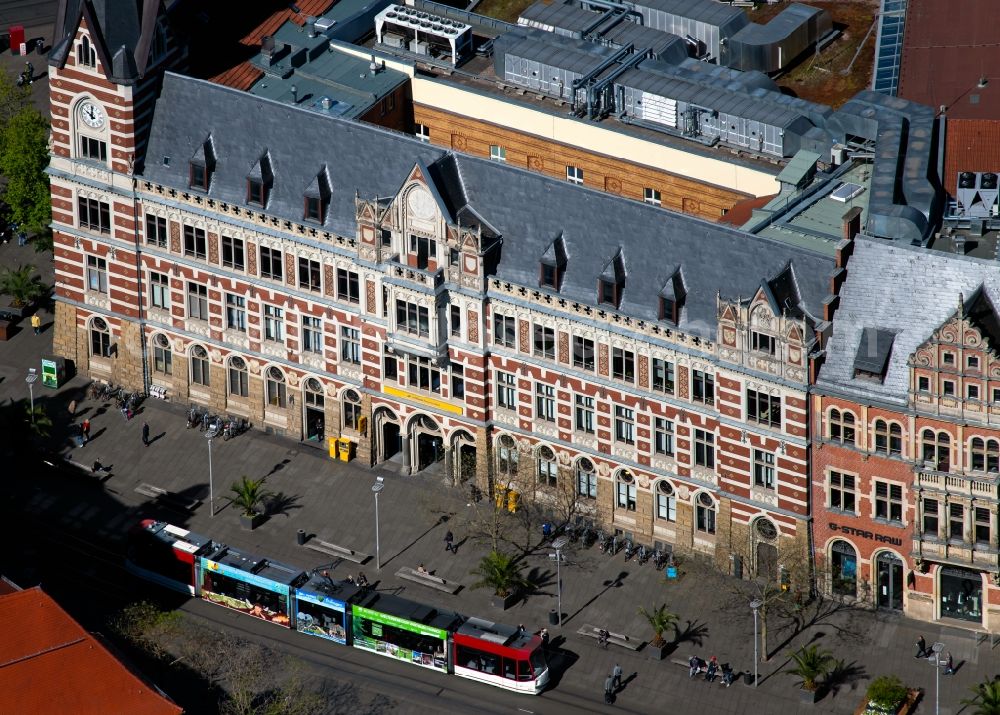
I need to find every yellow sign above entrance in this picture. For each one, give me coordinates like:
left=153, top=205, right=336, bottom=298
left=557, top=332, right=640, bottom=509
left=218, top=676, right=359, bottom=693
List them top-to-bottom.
left=382, top=385, right=464, bottom=416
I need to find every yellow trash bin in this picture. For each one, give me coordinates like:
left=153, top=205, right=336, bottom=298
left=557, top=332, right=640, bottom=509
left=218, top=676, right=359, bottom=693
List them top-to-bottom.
left=328, top=436, right=338, bottom=459
left=336, top=437, right=354, bottom=462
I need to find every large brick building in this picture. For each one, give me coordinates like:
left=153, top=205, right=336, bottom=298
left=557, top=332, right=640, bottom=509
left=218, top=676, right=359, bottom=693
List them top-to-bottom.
left=813, top=239, right=1000, bottom=630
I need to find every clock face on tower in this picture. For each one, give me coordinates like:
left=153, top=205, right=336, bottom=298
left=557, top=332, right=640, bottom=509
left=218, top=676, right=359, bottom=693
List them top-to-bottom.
left=79, top=101, right=105, bottom=129
left=406, top=187, right=436, bottom=220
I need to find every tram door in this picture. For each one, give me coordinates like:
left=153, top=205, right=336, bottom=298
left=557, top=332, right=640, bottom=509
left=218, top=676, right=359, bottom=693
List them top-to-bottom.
left=876, top=552, right=903, bottom=610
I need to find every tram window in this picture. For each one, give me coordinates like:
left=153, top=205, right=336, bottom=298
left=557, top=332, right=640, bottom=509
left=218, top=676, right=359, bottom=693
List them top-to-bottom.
left=129, top=538, right=191, bottom=585
left=203, top=571, right=285, bottom=614
left=359, top=619, right=440, bottom=655
left=530, top=649, right=545, bottom=675
left=517, top=658, right=534, bottom=681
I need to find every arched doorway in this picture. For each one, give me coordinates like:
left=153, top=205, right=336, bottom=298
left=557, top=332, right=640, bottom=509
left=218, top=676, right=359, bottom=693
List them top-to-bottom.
left=303, top=378, right=325, bottom=443
left=373, top=406, right=401, bottom=464
left=411, top=414, right=443, bottom=472
left=451, top=429, right=476, bottom=485
left=753, top=518, right=779, bottom=581
left=830, top=540, right=858, bottom=598
left=875, top=551, right=903, bottom=611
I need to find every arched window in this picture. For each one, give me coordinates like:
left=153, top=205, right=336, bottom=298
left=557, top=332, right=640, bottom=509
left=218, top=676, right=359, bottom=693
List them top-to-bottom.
left=78, top=36, right=96, bottom=67
left=90, top=317, right=110, bottom=357
left=152, top=333, right=171, bottom=375
left=190, top=345, right=209, bottom=386
left=228, top=356, right=248, bottom=397
left=265, top=366, right=286, bottom=408
left=304, top=378, right=324, bottom=409
left=342, top=388, right=361, bottom=430
left=829, top=409, right=856, bottom=445
left=873, top=420, right=902, bottom=456
left=922, top=429, right=951, bottom=471
left=497, top=434, right=518, bottom=478
left=970, top=437, right=1000, bottom=473
left=536, top=445, right=557, bottom=488
left=575, top=457, right=596, bottom=499
left=616, top=471, right=636, bottom=512
left=655, top=481, right=676, bottom=522
left=695, top=491, right=716, bottom=534
left=831, top=540, right=857, bottom=598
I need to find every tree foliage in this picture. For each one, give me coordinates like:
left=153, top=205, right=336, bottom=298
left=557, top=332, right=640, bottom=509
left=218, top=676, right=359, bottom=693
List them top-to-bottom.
left=0, top=104, right=50, bottom=233
left=0, top=263, right=45, bottom=307
left=229, top=475, right=272, bottom=516
left=470, top=550, right=531, bottom=597
left=637, top=603, right=678, bottom=648
left=786, top=644, right=834, bottom=692
left=963, top=678, right=1000, bottom=715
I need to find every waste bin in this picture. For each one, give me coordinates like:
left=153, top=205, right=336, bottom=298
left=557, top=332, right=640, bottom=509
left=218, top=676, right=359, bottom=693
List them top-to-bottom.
left=9, top=25, right=24, bottom=55
left=328, top=436, right=338, bottom=459
left=336, top=436, right=354, bottom=462
left=297, top=529, right=306, bottom=546
left=548, top=609, right=558, bottom=626
left=743, top=671, right=754, bottom=686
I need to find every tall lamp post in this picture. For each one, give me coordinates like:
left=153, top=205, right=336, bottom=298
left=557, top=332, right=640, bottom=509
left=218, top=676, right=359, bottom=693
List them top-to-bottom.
left=25, top=369, right=37, bottom=423
left=206, top=434, right=215, bottom=517
left=372, top=477, right=385, bottom=570
left=551, top=535, right=568, bottom=627
left=750, top=599, right=763, bottom=687
left=931, top=641, right=945, bottom=715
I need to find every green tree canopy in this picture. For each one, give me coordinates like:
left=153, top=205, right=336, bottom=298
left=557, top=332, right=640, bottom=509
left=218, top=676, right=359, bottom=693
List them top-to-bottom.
left=0, top=105, right=50, bottom=232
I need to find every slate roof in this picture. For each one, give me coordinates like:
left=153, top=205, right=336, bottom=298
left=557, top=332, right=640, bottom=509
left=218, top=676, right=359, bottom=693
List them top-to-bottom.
left=51, top=0, right=160, bottom=83
left=143, top=72, right=837, bottom=341
left=817, top=238, right=1000, bottom=405
left=0, top=587, right=183, bottom=715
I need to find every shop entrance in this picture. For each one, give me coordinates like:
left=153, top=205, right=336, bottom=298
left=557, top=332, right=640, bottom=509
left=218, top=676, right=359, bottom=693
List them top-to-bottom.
left=303, top=378, right=325, bottom=443
left=382, top=422, right=401, bottom=461
left=417, top=432, right=444, bottom=471
left=830, top=540, right=857, bottom=598
left=876, top=552, right=903, bottom=610
left=940, top=567, right=983, bottom=623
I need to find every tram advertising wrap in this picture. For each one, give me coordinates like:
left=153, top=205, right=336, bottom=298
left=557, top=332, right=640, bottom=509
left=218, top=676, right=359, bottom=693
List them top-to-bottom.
left=200, top=557, right=292, bottom=627
left=295, top=589, right=348, bottom=644
left=351, top=604, right=448, bottom=672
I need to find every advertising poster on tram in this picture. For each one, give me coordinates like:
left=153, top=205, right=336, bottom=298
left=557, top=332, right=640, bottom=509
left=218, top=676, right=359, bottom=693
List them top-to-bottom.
left=200, top=558, right=292, bottom=626
left=351, top=604, right=448, bottom=672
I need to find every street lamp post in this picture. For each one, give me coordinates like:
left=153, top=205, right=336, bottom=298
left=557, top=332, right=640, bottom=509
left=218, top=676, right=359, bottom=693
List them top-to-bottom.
left=25, top=369, right=37, bottom=423
left=206, top=435, right=215, bottom=517
left=372, top=477, right=385, bottom=570
left=552, top=535, right=569, bottom=627
left=750, top=599, right=763, bottom=687
left=931, top=641, right=944, bottom=715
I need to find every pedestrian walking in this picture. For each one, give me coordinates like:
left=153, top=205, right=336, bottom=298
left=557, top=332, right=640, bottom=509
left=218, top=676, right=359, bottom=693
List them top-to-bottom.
left=31, top=314, right=41, bottom=334
left=81, top=418, right=91, bottom=443
left=142, top=421, right=150, bottom=446
left=444, top=530, right=455, bottom=553
left=540, top=628, right=549, bottom=651
left=915, top=635, right=927, bottom=658
left=943, top=652, right=954, bottom=675
left=612, top=663, right=623, bottom=690
left=604, top=674, right=614, bottom=705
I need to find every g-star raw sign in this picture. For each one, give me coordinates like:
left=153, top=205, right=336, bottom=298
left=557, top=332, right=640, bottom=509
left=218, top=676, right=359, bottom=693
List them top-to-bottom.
left=829, top=522, right=902, bottom=546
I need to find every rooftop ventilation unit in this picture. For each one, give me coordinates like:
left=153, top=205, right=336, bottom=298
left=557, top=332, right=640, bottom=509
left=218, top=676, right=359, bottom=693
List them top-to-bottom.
left=830, top=182, right=864, bottom=203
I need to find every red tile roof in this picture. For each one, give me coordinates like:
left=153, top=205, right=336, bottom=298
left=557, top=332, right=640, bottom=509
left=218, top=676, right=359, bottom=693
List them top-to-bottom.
left=210, top=0, right=335, bottom=90
left=898, top=0, right=1000, bottom=120
left=943, top=119, right=1000, bottom=195
left=719, top=193, right=778, bottom=227
left=0, top=587, right=183, bottom=715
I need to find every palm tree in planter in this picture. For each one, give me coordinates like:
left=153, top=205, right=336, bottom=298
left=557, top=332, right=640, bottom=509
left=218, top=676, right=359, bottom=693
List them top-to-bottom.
left=0, top=263, right=45, bottom=318
left=229, top=476, right=272, bottom=529
left=471, top=550, right=531, bottom=610
left=638, top=603, right=678, bottom=660
left=787, top=643, right=834, bottom=703
left=963, top=678, right=1000, bottom=715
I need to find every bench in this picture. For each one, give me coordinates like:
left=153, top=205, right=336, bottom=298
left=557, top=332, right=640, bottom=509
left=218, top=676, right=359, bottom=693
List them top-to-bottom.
left=134, top=483, right=201, bottom=511
left=303, top=538, right=371, bottom=564
left=395, top=567, right=461, bottom=594
left=577, top=623, right=642, bottom=651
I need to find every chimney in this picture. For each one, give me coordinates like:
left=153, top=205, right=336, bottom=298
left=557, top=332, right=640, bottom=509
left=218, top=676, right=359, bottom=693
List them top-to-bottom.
left=307, top=17, right=317, bottom=38
left=261, top=35, right=275, bottom=64
left=370, top=54, right=379, bottom=74
left=291, top=84, right=298, bottom=103
left=321, top=96, right=332, bottom=110
left=842, top=206, right=862, bottom=242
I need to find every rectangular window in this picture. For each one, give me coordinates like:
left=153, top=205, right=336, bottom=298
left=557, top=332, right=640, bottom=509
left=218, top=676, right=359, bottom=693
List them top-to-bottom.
left=415, top=123, right=430, bottom=142
left=79, top=135, right=107, bottom=162
left=489, top=145, right=506, bottom=162
left=190, top=162, right=207, bottom=190
left=566, top=165, right=583, bottom=185
left=247, top=178, right=265, bottom=206
left=643, top=187, right=661, bottom=206
left=304, top=195, right=324, bottom=223
left=78, top=197, right=110, bottom=233
left=145, top=214, right=167, bottom=248
left=183, top=225, right=206, bottom=260
left=409, top=234, right=436, bottom=270
left=222, top=235, right=244, bottom=270
left=259, top=246, right=283, bottom=281
left=449, top=248, right=460, bottom=267
left=86, top=255, right=108, bottom=293
left=298, top=256, right=321, bottom=292
left=540, top=263, right=559, bottom=290
left=336, top=269, right=359, bottom=304
left=149, top=271, right=168, bottom=309
left=599, top=279, right=616, bottom=306
left=187, top=282, right=208, bottom=320
left=226, top=293, right=246, bottom=331
left=396, top=300, right=430, bottom=338
left=263, top=304, right=284, bottom=341
left=450, top=305, right=462, bottom=337
left=493, top=312, right=516, bottom=349
left=302, top=315, right=322, bottom=354
left=533, top=324, right=555, bottom=360
left=340, top=326, right=361, bottom=364
left=751, top=331, right=776, bottom=355
left=572, top=336, right=594, bottom=371
left=612, top=347, right=635, bottom=383
left=383, top=351, right=398, bottom=381
left=943, top=352, right=955, bottom=366
left=406, top=355, right=441, bottom=393
left=968, top=356, right=981, bottom=370
left=651, top=358, right=675, bottom=395
left=451, top=364, right=465, bottom=399
left=692, top=370, right=715, bottom=405
left=496, top=371, right=516, bottom=410
left=918, top=376, right=930, bottom=392
left=943, top=380, right=955, bottom=397
left=535, top=383, right=556, bottom=422
left=968, top=384, right=980, bottom=401
left=994, top=388, right=1000, bottom=404
left=747, top=389, right=782, bottom=428
left=575, top=394, right=595, bottom=434
left=615, top=406, right=635, bottom=445
left=654, top=418, right=674, bottom=456
left=694, top=429, right=715, bottom=468
left=753, top=449, right=775, bottom=489
left=577, top=468, right=597, bottom=499
left=829, top=471, right=856, bottom=514
left=617, top=479, right=636, bottom=511
left=874, top=480, right=903, bottom=523
left=656, top=490, right=676, bottom=521
left=922, top=498, right=939, bottom=536
left=696, top=500, right=716, bottom=534
left=949, top=503, right=964, bottom=540
left=976, top=507, right=991, bottom=545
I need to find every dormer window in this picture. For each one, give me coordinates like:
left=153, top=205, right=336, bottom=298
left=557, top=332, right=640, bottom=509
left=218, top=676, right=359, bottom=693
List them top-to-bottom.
left=77, top=36, right=96, bottom=67
left=188, top=135, right=215, bottom=192
left=246, top=151, right=273, bottom=208
left=190, top=162, right=207, bottom=189
left=303, top=166, right=331, bottom=224
left=247, top=178, right=265, bottom=206
left=539, top=234, right=567, bottom=291
left=598, top=248, right=626, bottom=309
left=542, top=264, right=559, bottom=289
left=658, top=268, right=685, bottom=325
left=599, top=279, right=618, bottom=306
left=660, top=297, right=676, bottom=323
left=853, top=327, right=895, bottom=382
left=751, top=331, right=776, bottom=355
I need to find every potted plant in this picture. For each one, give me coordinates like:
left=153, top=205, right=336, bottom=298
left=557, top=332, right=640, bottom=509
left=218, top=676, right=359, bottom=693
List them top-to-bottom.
left=0, top=263, right=45, bottom=319
left=229, top=476, right=272, bottom=530
left=470, top=550, right=530, bottom=610
left=638, top=603, right=677, bottom=660
left=786, top=643, right=834, bottom=703
left=865, top=675, right=909, bottom=714
left=963, top=677, right=1000, bottom=715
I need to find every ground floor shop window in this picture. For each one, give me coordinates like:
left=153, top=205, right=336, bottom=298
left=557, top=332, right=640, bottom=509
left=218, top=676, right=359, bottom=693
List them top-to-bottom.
left=830, top=540, right=857, bottom=598
left=940, top=567, right=983, bottom=623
